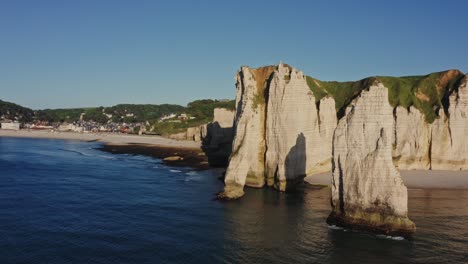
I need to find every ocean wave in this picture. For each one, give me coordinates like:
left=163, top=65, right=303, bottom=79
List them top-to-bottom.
left=60, top=148, right=115, bottom=160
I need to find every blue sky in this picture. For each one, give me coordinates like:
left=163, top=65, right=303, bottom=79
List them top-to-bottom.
left=1, top=0, right=467, bottom=109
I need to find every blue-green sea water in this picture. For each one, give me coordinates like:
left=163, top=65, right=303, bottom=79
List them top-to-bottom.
left=0, top=137, right=467, bottom=264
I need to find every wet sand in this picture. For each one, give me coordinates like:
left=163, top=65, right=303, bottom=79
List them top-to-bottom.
left=98, top=144, right=209, bottom=169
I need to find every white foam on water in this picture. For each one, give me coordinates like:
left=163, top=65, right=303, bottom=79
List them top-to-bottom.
left=62, top=148, right=115, bottom=160
left=170, top=169, right=182, bottom=173
left=185, top=175, right=202, bottom=182
left=327, top=225, right=344, bottom=230
left=376, top=234, right=405, bottom=241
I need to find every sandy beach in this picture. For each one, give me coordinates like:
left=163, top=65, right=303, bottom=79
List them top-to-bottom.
left=0, top=129, right=201, bottom=148
left=0, top=129, right=208, bottom=168
left=305, top=170, right=468, bottom=189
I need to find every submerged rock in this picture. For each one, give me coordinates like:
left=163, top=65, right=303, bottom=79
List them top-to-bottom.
left=327, top=83, right=415, bottom=236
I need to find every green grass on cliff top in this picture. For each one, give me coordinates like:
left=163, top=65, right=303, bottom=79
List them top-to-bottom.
left=306, top=70, right=465, bottom=123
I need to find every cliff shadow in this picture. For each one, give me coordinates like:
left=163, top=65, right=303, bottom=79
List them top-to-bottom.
left=202, top=121, right=234, bottom=167
left=279, top=133, right=307, bottom=192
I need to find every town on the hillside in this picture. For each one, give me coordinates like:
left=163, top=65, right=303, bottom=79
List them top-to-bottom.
left=0, top=99, right=235, bottom=136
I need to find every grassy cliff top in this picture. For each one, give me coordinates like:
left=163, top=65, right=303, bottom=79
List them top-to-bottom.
left=306, top=69, right=465, bottom=122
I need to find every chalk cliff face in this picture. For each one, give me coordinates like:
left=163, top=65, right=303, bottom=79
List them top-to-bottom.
left=220, top=63, right=467, bottom=201
left=220, top=64, right=336, bottom=199
left=265, top=65, right=335, bottom=191
left=219, top=66, right=273, bottom=199
left=392, top=75, right=468, bottom=170
left=431, top=75, right=468, bottom=170
left=328, top=83, right=415, bottom=235
left=393, top=106, right=432, bottom=170
left=202, top=108, right=235, bottom=166
left=207, top=108, right=235, bottom=148
left=167, top=125, right=206, bottom=142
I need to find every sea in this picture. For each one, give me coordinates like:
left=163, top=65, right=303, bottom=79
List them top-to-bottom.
left=0, top=137, right=467, bottom=264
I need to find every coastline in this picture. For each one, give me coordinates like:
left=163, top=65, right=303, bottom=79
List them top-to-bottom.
left=0, top=129, right=208, bottom=169
left=0, top=129, right=201, bottom=147
left=2, top=129, right=467, bottom=188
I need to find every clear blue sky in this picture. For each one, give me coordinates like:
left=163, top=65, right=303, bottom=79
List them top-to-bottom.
left=1, top=0, right=467, bottom=109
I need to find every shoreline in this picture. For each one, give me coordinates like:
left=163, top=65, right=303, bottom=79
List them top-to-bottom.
left=0, top=129, right=208, bottom=169
left=0, top=129, right=201, bottom=147
left=2, top=129, right=467, bottom=189
left=98, top=143, right=210, bottom=169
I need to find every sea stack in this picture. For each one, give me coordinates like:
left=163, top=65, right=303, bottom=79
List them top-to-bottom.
left=218, top=65, right=274, bottom=199
left=327, top=82, right=416, bottom=236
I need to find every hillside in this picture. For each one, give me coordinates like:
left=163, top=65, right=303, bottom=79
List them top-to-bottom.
left=305, top=70, right=465, bottom=122
left=0, top=99, right=235, bottom=127
left=0, top=100, right=34, bottom=122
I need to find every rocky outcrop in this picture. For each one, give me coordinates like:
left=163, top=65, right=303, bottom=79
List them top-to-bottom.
left=220, top=64, right=336, bottom=199
left=219, top=66, right=273, bottom=199
left=431, top=75, right=468, bottom=170
left=328, top=83, right=415, bottom=236
left=393, top=106, right=432, bottom=170
left=166, top=108, right=235, bottom=167
left=202, top=108, right=235, bottom=166
left=187, top=125, right=207, bottom=142
left=167, top=126, right=206, bottom=142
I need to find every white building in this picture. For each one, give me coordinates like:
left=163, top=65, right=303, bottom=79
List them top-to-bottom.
left=159, top=113, right=177, bottom=122
left=1, top=122, right=20, bottom=130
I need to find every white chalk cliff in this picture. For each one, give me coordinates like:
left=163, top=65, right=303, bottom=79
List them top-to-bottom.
left=218, top=63, right=468, bottom=238
left=220, top=64, right=336, bottom=198
left=265, top=65, right=335, bottom=191
left=219, top=66, right=271, bottom=199
left=431, top=75, right=468, bottom=170
left=328, top=83, right=415, bottom=235
left=393, top=106, right=432, bottom=170
left=203, top=108, right=235, bottom=166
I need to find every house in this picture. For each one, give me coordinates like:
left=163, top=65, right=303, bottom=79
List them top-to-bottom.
left=178, top=114, right=188, bottom=120
left=1, top=122, right=20, bottom=130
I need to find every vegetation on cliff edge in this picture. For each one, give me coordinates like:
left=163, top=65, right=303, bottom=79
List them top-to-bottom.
left=306, top=69, right=465, bottom=123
